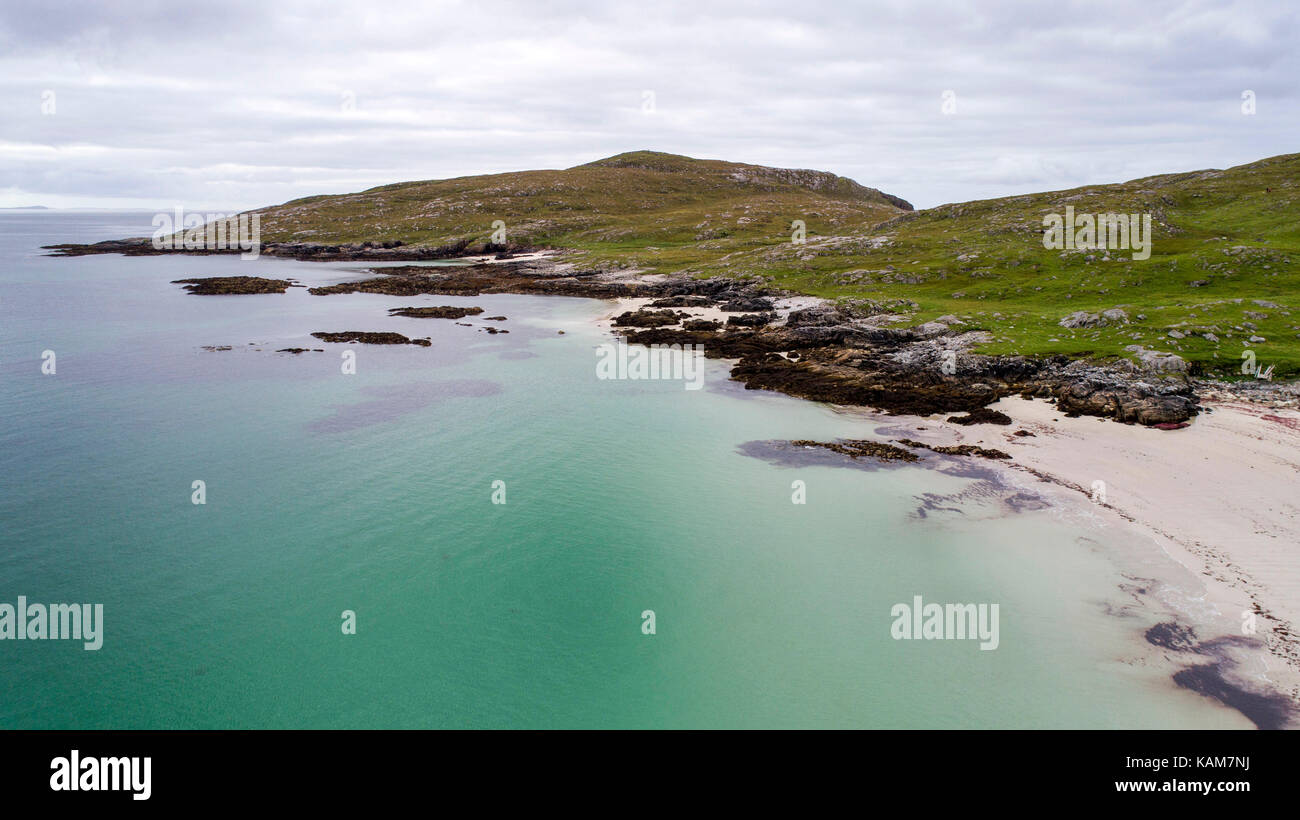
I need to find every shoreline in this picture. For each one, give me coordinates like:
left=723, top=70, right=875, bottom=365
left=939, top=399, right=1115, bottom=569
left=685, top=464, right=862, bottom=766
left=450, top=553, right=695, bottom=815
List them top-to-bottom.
left=48, top=241, right=1300, bottom=724
left=592, top=293, right=1300, bottom=726
left=867, top=394, right=1300, bottom=723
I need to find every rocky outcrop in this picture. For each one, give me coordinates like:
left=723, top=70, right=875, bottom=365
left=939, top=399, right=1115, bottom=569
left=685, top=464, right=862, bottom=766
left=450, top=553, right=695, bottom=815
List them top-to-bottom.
left=45, top=237, right=532, bottom=262
left=158, top=257, right=1199, bottom=427
left=307, top=261, right=667, bottom=298
left=173, top=276, right=297, bottom=294
left=650, top=295, right=713, bottom=308
left=719, top=296, right=775, bottom=312
left=387, top=306, right=484, bottom=319
left=1059, top=308, right=1129, bottom=328
left=612, top=309, right=687, bottom=327
left=725, top=312, right=776, bottom=327
left=619, top=319, right=1199, bottom=425
left=310, top=331, right=431, bottom=347
left=1125, top=345, right=1189, bottom=373
left=947, top=408, right=1013, bottom=425
left=790, top=439, right=919, bottom=463
left=897, top=439, right=1012, bottom=460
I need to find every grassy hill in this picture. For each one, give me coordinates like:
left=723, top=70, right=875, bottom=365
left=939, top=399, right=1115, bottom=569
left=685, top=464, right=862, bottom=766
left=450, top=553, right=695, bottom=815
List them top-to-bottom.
left=249, top=149, right=1300, bottom=379
left=253, top=149, right=909, bottom=252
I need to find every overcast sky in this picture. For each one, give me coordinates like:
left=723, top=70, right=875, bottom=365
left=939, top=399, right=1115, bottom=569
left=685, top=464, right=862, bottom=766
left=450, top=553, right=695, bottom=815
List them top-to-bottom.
left=1, top=0, right=1295, bottom=211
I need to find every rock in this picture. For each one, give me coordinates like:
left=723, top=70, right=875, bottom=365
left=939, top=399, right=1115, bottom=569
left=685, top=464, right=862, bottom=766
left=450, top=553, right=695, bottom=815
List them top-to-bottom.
left=173, top=276, right=296, bottom=294
left=649, top=295, right=713, bottom=308
left=719, top=296, right=775, bottom=312
left=785, top=305, right=847, bottom=327
left=387, top=306, right=483, bottom=319
left=1060, top=308, right=1129, bottom=328
left=612, top=309, right=685, bottom=327
left=1059, top=311, right=1100, bottom=328
left=726, top=312, right=776, bottom=327
left=911, top=321, right=950, bottom=339
left=1168, top=329, right=1185, bottom=339
left=310, top=331, right=431, bottom=346
left=1125, top=345, right=1189, bottom=373
left=947, top=408, right=1013, bottom=425
left=790, top=439, right=919, bottom=462
left=897, top=439, right=1011, bottom=460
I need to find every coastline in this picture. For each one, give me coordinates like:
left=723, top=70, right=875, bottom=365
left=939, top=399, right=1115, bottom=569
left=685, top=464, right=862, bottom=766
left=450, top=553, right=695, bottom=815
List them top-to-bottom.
left=44, top=240, right=1300, bottom=725
left=592, top=293, right=1300, bottom=725
left=868, top=394, right=1300, bottom=714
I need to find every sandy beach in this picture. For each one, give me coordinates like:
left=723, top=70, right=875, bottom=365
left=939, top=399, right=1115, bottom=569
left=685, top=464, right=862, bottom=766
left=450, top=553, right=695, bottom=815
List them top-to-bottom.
left=893, top=394, right=1300, bottom=692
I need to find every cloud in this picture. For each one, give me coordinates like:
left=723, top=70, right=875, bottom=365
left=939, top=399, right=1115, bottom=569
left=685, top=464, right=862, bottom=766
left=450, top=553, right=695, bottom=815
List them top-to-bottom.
left=0, top=0, right=1295, bottom=209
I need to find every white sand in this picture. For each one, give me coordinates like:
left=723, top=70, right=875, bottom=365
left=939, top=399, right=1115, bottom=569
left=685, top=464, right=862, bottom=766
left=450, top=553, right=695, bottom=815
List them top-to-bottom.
left=880, top=394, right=1300, bottom=694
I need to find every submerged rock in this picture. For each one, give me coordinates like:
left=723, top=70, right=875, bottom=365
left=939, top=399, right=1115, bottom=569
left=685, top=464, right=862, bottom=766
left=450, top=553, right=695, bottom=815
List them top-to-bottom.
left=173, top=276, right=296, bottom=294
left=387, top=306, right=484, bottom=319
left=310, top=331, right=431, bottom=346
left=790, top=438, right=920, bottom=462
left=897, top=439, right=1012, bottom=460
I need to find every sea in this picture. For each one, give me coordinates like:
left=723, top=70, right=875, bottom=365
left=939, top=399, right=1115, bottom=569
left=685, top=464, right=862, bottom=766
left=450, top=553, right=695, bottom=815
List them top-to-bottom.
left=0, top=211, right=1254, bottom=728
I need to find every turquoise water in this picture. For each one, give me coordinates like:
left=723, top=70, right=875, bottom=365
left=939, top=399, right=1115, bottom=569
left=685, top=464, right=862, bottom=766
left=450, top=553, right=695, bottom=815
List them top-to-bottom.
left=0, top=212, right=1248, bottom=728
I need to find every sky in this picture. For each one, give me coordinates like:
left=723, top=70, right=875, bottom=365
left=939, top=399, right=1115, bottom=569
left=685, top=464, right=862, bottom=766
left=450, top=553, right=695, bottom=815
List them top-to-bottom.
left=0, top=0, right=1295, bottom=211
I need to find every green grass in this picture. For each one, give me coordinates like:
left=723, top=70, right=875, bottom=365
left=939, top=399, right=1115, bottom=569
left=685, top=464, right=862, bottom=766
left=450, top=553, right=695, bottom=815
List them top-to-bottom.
left=245, top=150, right=1300, bottom=379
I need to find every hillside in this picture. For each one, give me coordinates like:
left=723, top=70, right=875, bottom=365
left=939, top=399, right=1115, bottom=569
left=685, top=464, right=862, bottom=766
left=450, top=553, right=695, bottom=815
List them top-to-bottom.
left=251, top=150, right=911, bottom=256
left=722, top=152, right=1299, bottom=379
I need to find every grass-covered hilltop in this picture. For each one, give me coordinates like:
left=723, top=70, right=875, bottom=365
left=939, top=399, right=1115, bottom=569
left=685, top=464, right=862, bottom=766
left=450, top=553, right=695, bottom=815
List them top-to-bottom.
left=54, top=150, right=1300, bottom=379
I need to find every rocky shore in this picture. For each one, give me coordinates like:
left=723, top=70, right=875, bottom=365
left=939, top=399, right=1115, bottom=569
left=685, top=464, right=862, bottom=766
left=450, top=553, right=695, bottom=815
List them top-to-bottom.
left=46, top=236, right=528, bottom=261
left=60, top=241, right=1216, bottom=425
left=297, top=255, right=1204, bottom=425
left=310, top=331, right=431, bottom=346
